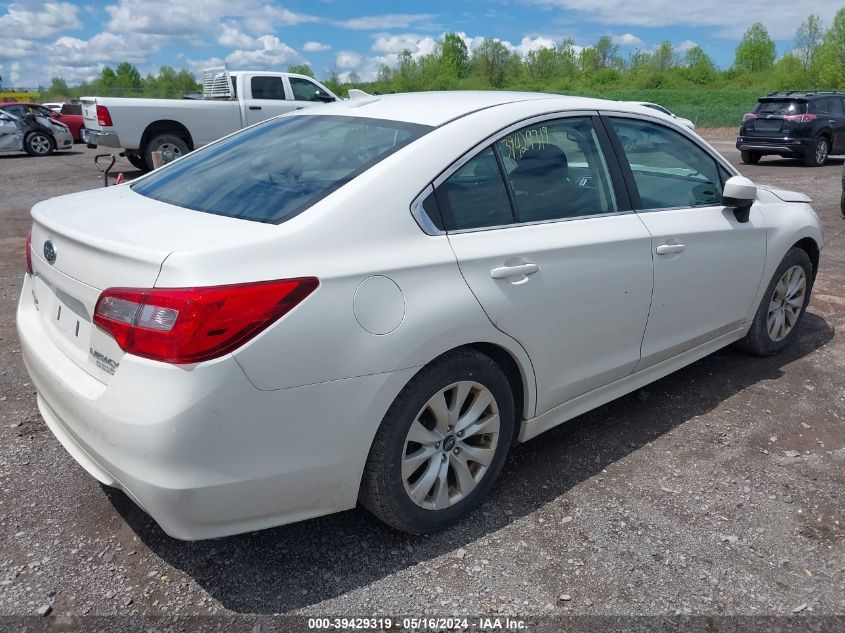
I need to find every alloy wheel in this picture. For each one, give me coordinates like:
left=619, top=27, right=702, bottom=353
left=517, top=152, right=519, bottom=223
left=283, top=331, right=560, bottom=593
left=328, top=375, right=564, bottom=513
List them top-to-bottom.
left=30, top=134, right=52, bottom=155
left=816, top=140, right=828, bottom=165
left=767, top=265, right=806, bottom=342
left=402, top=381, right=500, bottom=510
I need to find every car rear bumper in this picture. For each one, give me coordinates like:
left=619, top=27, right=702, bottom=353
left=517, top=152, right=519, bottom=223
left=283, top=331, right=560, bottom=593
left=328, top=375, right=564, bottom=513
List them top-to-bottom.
left=81, top=128, right=121, bottom=148
left=736, top=136, right=814, bottom=156
left=17, top=274, right=415, bottom=539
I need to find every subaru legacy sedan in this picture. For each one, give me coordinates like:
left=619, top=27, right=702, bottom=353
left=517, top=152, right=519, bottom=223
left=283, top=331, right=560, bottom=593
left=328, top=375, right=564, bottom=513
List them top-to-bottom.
left=17, top=92, right=822, bottom=539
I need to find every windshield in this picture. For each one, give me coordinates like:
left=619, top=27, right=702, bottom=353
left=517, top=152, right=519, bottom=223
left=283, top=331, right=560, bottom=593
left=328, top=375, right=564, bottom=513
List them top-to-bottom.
left=754, top=100, right=806, bottom=116
left=132, top=115, right=431, bottom=224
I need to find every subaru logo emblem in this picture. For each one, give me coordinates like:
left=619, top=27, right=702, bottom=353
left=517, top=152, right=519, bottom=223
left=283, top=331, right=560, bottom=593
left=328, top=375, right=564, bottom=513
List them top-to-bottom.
left=43, top=240, right=56, bottom=264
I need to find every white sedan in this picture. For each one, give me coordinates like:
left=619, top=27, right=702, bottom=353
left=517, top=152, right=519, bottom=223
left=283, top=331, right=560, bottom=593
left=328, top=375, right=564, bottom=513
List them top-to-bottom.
left=17, top=92, right=822, bottom=539
left=635, top=101, right=696, bottom=129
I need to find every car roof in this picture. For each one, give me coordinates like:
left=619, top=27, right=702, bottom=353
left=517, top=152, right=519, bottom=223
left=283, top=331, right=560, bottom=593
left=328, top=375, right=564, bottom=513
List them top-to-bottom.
left=296, top=90, right=655, bottom=127
left=763, top=91, right=845, bottom=100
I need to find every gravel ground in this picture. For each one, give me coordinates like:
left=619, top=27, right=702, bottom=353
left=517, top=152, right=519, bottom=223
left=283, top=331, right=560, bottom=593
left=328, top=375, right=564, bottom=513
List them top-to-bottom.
left=0, top=138, right=843, bottom=623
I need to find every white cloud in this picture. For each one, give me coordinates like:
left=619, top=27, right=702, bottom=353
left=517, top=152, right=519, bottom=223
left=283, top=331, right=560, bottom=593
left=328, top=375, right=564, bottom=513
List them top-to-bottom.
left=522, top=0, right=839, bottom=39
left=0, top=2, right=80, bottom=40
left=335, top=13, right=435, bottom=30
left=218, top=23, right=260, bottom=50
left=47, top=32, right=153, bottom=67
left=612, top=33, right=643, bottom=47
left=372, top=34, right=437, bottom=56
left=225, top=35, right=302, bottom=68
left=513, top=36, right=557, bottom=56
left=675, top=40, right=697, bottom=52
left=303, top=41, right=332, bottom=52
left=335, top=50, right=363, bottom=70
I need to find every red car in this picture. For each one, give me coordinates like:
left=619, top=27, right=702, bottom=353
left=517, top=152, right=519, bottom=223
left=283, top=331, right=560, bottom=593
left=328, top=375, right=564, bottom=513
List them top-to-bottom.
left=0, top=102, right=84, bottom=142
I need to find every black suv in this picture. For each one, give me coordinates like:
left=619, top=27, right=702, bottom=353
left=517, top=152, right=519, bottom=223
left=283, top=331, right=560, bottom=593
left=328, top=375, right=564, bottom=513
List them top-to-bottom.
left=736, top=91, right=845, bottom=167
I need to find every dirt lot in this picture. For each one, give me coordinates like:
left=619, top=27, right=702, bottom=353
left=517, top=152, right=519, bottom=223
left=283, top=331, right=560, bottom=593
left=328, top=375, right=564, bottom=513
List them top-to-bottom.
left=0, top=138, right=843, bottom=623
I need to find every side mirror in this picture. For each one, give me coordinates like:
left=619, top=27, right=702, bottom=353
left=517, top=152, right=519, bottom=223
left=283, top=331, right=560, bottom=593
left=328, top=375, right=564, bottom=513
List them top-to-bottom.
left=315, top=90, right=335, bottom=103
left=722, top=175, right=756, bottom=223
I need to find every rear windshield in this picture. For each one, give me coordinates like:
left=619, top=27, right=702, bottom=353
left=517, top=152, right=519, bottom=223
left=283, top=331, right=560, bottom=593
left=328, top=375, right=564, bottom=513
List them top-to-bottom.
left=753, top=100, right=807, bottom=115
left=60, top=103, right=82, bottom=115
left=131, top=115, right=431, bottom=224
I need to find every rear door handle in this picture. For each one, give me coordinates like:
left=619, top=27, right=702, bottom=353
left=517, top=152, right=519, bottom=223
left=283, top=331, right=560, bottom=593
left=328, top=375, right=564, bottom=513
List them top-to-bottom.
left=249, top=106, right=262, bottom=110
left=656, top=243, right=686, bottom=255
left=490, top=263, right=540, bottom=279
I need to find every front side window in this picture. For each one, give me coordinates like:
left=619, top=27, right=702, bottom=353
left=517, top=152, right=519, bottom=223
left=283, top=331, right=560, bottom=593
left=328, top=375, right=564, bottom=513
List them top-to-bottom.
left=250, top=76, right=285, bottom=100
left=290, top=78, right=324, bottom=102
left=132, top=115, right=430, bottom=224
left=496, top=117, right=617, bottom=222
left=611, top=118, right=723, bottom=209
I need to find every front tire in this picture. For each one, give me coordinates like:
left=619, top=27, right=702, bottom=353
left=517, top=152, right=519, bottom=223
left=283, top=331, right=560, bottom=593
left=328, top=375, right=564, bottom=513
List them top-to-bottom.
left=24, top=132, right=55, bottom=156
left=805, top=136, right=829, bottom=167
left=740, top=150, right=761, bottom=164
left=736, top=248, right=813, bottom=356
left=360, top=349, right=515, bottom=534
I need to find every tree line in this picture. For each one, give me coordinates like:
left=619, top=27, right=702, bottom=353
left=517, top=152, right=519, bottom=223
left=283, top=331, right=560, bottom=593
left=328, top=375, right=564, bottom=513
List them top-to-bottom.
left=32, top=9, right=845, bottom=102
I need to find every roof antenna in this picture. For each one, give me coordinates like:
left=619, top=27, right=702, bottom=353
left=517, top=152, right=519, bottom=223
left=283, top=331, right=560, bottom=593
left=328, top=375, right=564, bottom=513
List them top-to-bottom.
left=348, top=89, right=373, bottom=100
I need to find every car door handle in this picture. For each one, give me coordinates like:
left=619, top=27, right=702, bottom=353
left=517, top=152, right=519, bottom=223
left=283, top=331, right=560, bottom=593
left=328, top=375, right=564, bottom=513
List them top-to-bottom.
left=249, top=106, right=262, bottom=110
left=656, top=243, right=686, bottom=255
left=490, top=263, right=540, bottom=279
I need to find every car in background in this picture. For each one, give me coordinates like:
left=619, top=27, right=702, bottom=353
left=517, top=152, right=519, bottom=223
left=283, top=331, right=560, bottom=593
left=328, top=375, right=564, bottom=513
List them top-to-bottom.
left=737, top=91, right=845, bottom=167
left=18, top=93, right=822, bottom=539
left=0, top=102, right=83, bottom=143
left=42, top=102, right=64, bottom=112
left=635, top=102, right=695, bottom=130
left=56, top=103, right=84, bottom=142
left=0, top=108, right=73, bottom=156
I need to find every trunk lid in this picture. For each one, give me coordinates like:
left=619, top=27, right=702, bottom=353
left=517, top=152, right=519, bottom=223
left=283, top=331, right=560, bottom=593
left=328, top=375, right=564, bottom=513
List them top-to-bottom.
left=29, top=185, right=271, bottom=383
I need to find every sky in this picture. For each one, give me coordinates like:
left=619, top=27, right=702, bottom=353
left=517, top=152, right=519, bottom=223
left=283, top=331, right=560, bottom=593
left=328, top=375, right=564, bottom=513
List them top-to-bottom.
left=0, top=0, right=841, bottom=88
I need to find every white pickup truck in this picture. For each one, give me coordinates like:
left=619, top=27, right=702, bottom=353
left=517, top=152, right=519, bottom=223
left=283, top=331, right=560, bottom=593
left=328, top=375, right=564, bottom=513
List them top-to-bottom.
left=81, top=68, right=339, bottom=171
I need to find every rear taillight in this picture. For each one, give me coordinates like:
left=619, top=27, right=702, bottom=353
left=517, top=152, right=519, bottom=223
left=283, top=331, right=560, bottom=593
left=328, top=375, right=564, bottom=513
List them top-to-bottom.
left=96, top=105, right=113, bottom=127
left=742, top=113, right=758, bottom=122
left=783, top=114, right=816, bottom=124
left=25, top=231, right=32, bottom=275
left=93, top=278, right=319, bottom=364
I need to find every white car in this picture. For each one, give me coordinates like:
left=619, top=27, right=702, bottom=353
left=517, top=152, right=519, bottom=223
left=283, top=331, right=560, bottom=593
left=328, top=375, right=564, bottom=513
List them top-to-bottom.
left=81, top=68, right=339, bottom=171
left=17, top=93, right=822, bottom=539
left=635, top=102, right=696, bottom=130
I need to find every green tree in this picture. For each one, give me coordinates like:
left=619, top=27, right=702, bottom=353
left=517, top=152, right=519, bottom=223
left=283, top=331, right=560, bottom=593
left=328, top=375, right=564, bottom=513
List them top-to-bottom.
left=816, top=8, right=845, bottom=87
left=795, top=15, right=824, bottom=70
left=734, top=23, right=776, bottom=72
left=440, top=33, right=469, bottom=78
left=471, top=38, right=510, bottom=87
left=652, top=41, right=678, bottom=72
left=683, top=45, right=716, bottom=84
left=773, top=53, right=809, bottom=89
left=113, top=62, right=142, bottom=93
left=287, top=64, right=314, bottom=78
left=46, top=77, right=71, bottom=98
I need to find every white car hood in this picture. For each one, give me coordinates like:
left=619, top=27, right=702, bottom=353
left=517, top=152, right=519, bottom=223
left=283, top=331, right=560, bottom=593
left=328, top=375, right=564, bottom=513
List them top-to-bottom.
left=757, top=185, right=812, bottom=204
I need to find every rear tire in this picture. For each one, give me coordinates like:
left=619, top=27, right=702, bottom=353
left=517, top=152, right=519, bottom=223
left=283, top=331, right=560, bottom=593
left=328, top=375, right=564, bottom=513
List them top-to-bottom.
left=24, top=132, right=55, bottom=156
left=144, top=133, right=189, bottom=170
left=805, top=136, right=829, bottom=167
left=740, top=150, right=761, bottom=164
left=125, top=152, right=147, bottom=171
left=736, top=248, right=813, bottom=356
left=360, top=349, right=515, bottom=534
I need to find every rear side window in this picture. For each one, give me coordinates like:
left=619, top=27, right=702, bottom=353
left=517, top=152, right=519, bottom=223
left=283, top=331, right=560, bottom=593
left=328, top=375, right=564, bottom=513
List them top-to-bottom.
left=251, top=76, right=285, bottom=100
left=820, top=97, right=844, bottom=115
left=753, top=100, right=806, bottom=115
left=60, top=104, right=82, bottom=115
left=132, top=115, right=431, bottom=224
left=611, top=118, right=723, bottom=209
left=436, top=148, right=514, bottom=230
